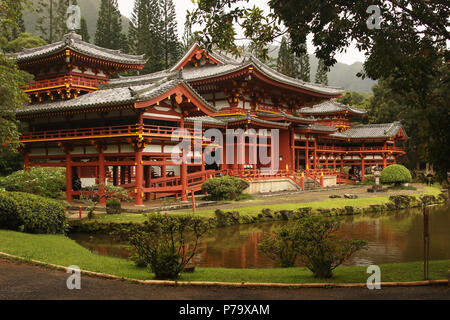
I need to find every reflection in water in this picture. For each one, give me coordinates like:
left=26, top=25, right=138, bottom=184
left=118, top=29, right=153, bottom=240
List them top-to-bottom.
left=70, top=205, right=450, bottom=268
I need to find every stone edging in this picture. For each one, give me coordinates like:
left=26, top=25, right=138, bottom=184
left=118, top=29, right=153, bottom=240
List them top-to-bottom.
left=1, top=251, right=447, bottom=289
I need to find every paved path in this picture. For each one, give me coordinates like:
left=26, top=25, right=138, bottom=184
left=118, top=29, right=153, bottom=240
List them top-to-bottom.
left=0, top=259, right=448, bottom=300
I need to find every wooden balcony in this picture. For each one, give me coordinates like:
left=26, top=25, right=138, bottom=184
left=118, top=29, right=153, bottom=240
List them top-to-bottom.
left=23, top=74, right=104, bottom=92
left=20, top=124, right=211, bottom=143
left=315, top=145, right=404, bottom=153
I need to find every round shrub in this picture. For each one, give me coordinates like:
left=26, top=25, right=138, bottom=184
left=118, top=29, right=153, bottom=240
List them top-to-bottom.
left=380, top=165, right=412, bottom=186
left=0, top=167, right=66, bottom=199
left=201, top=176, right=249, bottom=201
left=0, top=192, right=21, bottom=230
left=1, top=192, right=68, bottom=234
left=106, top=198, right=122, bottom=215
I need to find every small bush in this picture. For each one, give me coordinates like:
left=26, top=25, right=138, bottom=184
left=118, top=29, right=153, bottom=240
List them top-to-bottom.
left=380, top=165, right=412, bottom=186
left=0, top=167, right=66, bottom=199
left=201, top=176, right=249, bottom=201
left=0, top=192, right=67, bottom=234
left=234, top=193, right=254, bottom=201
left=106, top=198, right=122, bottom=215
left=118, top=214, right=210, bottom=280
left=257, top=216, right=368, bottom=278
left=258, top=225, right=300, bottom=267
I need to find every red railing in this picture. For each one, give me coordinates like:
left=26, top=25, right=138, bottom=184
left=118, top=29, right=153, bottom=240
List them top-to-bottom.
left=23, top=75, right=104, bottom=91
left=20, top=124, right=211, bottom=142
left=316, top=145, right=403, bottom=153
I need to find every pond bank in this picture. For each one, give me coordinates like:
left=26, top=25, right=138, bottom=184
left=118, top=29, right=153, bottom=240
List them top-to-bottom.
left=68, top=192, right=448, bottom=234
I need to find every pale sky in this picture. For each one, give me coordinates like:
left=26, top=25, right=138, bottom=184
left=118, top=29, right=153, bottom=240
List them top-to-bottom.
left=117, top=0, right=366, bottom=65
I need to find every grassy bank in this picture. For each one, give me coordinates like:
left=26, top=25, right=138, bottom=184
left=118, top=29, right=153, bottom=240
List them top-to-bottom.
left=91, top=185, right=443, bottom=223
left=0, top=230, right=448, bottom=284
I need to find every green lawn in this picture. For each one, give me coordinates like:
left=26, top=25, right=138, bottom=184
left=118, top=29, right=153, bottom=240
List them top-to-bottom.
left=90, top=185, right=443, bottom=222
left=0, top=230, right=448, bottom=284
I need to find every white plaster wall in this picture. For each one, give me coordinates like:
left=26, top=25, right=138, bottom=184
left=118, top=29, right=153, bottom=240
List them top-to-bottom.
left=245, top=179, right=299, bottom=194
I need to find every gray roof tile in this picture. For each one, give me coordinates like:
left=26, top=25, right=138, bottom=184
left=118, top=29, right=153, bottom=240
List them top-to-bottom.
left=15, top=32, right=146, bottom=65
left=299, top=100, right=366, bottom=115
left=330, top=122, right=405, bottom=139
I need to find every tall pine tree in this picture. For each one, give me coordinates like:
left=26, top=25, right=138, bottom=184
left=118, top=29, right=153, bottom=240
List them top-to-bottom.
left=36, top=0, right=71, bottom=43
left=95, top=0, right=127, bottom=51
left=159, top=0, right=181, bottom=69
left=77, top=17, right=90, bottom=42
left=277, top=36, right=292, bottom=76
left=297, top=41, right=310, bottom=82
left=315, top=59, right=328, bottom=85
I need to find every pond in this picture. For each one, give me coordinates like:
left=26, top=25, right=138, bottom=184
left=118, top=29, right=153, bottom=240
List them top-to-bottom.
left=69, top=205, right=450, bottom=268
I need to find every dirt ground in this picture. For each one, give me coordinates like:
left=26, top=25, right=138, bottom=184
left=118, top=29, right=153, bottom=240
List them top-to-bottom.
left=0, top=259, right=448, bottom=300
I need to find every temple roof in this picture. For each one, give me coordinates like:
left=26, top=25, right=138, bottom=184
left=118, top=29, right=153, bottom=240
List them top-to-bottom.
left=15, top=32, right=146, bottom=65
left=108, top=44, right=345, bottom=97
left=17, top=78, right=218, bottom=116
left=299, top=100, right=366, bottom=116
left=218, top=114, right=291, bottom=128
left=185, top=116, right=227, bottom=125
left=330, top=122, right=406, bottom=139
left=296, top=124, right=338, bottom=133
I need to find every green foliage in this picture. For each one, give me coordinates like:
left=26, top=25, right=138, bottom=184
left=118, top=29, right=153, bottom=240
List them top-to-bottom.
left=95, top=0, right=127, bottom=51
left=128, top=0, right=181, bottom=73
left=76, top=16, right=90, bottom=42
left=3, top=33, right=47, bottom=52
left=315, top=59, right=328, bottom=85
left=0, top=150, right=24, bottom=177
left=380, top=165, right=412, bottom=186
left=0, top=167, right=66, bottom=198
left=201, top=176, right=249, bottom=201
left=0, top=191, right=67, bottom=234
left=0, top=191, right=21, bottom=230
left=106, top=198, right=121, bottom=215
left=117, top=213, right=211, bottom=279
left=258, top=216, right=368, bottom=278
left=294, top=216, right=368, bottom=278
left=258, top=225, right=300, bottom=267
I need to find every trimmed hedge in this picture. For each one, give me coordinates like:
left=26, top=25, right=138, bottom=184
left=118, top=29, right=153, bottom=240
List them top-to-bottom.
left=380, top=165, right=412, bottom=186
left=0, top=167, right=66, bottom=199
left=201, top=176, right=249, bottom=201
left=0, top=192, right=68, bottom=234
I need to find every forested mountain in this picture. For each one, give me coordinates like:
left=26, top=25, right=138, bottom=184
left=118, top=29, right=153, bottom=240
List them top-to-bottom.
left=23, top=0, right=130, bottom=41
left=268, top=46, right=377, bottom=93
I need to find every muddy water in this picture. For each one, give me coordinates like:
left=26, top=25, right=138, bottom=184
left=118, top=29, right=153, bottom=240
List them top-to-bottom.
left=70, top=205, right=450, bottom=268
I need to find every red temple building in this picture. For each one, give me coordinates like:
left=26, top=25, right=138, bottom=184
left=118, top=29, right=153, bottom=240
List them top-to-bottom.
left=15, top=33, right=407, bottom=205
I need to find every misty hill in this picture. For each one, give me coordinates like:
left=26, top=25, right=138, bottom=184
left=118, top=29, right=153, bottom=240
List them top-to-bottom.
left=23, top=0, right=130, bottom=42
left=267, top=46, right=377, bottom=93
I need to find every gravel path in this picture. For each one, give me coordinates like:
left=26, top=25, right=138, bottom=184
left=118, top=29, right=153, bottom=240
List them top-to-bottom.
left=0, top=259, right=448, bottom=300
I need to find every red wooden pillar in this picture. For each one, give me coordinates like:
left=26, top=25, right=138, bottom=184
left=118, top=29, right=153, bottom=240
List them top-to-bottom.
left=180, top=117, right=188, bottom=201
left=290, top=127, right=295, bottom=173
left=305, top=136, right=310, bottom=171
left=313, top=139, right=318, bottom=170
left=135, top=150, right=144, bottom=205
left=98, top=151, right=106, bottom=204
left=66, top=152, right=73, bottom=203
left=24, top=153, right=30, bottom=171
left=383, top=155, right=387, bottom=168
left=361, top=156, right=365, bottom=182
left=341, top=157, right=344, bottom=173
left=128, top=166, right=132, bottom=184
